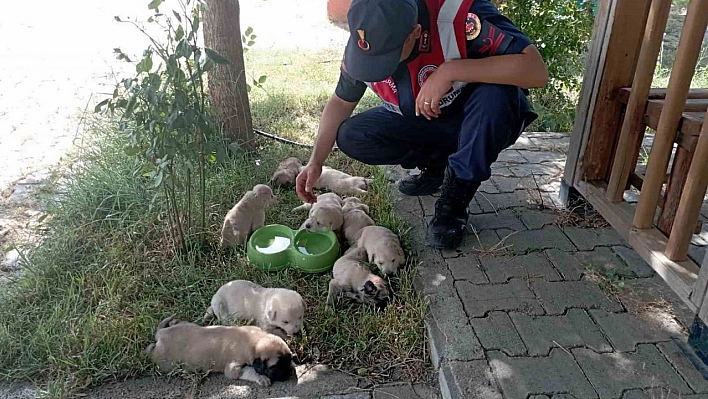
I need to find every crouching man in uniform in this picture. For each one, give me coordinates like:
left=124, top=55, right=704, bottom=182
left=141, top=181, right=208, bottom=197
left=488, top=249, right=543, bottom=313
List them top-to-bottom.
left=296, top=0, right=548, bottom=250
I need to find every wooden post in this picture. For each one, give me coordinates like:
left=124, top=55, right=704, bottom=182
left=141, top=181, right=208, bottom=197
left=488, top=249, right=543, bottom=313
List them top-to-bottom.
left=563, top=0, right=616, bottom=191
left=577, top=0, right=652, bottom=182
left=605, top=0, right=671, bottom=203
left=633, top=0, right=708, bottom=229
left=665, top=109, right=708, bottom=261
left=658, top=147, right=695, bottom=237
left=691, top=225, right=708, bottom=310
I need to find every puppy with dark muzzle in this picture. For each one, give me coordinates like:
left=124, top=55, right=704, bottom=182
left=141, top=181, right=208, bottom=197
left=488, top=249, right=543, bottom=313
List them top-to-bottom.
left=270, top=157, right=303, bottom=187
left=326, top=247, right=390, bottom=310
left=145, top=317, right=296, bottom=387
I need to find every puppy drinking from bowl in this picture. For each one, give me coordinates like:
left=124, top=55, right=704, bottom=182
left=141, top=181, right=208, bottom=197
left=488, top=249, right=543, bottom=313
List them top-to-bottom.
left=220, top=184, right=277, bottom=248
left=356, top=225, right=405, bottom=276
left=326, top=247, right=390, bottom=310
left=203, top=280, right=306, bottom=339
left=145, top=317, right=295, bottom=387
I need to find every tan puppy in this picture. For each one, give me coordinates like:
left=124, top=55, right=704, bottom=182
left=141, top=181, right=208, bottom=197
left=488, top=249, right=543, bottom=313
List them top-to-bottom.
left=269, top=157, right=371, bottom=196
left=270, top=157, right=302, bottom=187
left=315, top=167, right=373, bottom=196
left=220, top=184, right=277, bottom=248
left=299, top=192, right=344, bottom=233
left=342, top=197, right=370, bottom=214
left=342, top=198, right=375, bottom=246
left=356, top=225, right=406, bottom=276
left=326, top=247, right=390, bottom=310
left=203, top=280, right=306, bottom=339
left=145, top=317, right=295, bottom=387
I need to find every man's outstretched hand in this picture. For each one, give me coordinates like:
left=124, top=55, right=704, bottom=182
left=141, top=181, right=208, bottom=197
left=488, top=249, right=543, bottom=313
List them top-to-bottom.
left=296, top=163, right=322, bottom=203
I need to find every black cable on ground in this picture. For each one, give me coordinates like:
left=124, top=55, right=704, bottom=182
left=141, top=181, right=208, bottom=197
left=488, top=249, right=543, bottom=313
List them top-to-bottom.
left=253, top=128, right=340, bottom=152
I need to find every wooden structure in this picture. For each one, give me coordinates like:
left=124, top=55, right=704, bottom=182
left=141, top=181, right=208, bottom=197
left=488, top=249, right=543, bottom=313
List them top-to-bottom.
left=562, top=0, right=708, bottom=352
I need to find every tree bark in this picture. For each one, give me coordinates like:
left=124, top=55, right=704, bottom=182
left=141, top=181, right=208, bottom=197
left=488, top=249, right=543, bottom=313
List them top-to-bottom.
left=203, top=0, right=256, bottom=150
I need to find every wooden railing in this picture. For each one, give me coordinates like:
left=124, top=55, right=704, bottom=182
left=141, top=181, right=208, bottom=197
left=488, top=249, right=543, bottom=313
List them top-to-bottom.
left=563, top=0, right=708, bottom=325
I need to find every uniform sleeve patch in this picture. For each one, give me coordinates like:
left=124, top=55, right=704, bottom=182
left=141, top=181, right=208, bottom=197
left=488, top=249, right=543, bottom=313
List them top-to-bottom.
left=467, top=18, right=514, bottom=57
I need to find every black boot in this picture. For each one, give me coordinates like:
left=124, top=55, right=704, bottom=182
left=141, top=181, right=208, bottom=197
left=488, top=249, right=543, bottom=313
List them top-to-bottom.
left=398, top=165, right=445, bottom=196
left=424, top=166, right=481, bottom=249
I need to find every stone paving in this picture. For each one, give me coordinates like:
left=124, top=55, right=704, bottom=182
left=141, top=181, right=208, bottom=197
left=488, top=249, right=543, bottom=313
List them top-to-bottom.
left=393, top=132, right=708, bottom=399
left=1, top=366, right=440, bottom=399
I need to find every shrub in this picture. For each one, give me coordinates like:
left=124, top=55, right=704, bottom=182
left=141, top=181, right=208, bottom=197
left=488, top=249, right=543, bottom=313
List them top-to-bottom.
left=494, top=0, right=595, bottom=132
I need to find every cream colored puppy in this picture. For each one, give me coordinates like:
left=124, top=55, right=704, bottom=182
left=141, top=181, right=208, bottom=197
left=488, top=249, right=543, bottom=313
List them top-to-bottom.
left=270, top=157, right=302, bottom=187
left=270, top=157, right=371, bottom=196
left=315, top=167, right=373, bottom=196
left=220, top=184, right=277, bottom=248
left=298, top=192, right=344, bottom=233
left=342, top=197, right=370, bottom=214
left=341, top=198, right=375, bottom=246
left=356, top=225, right=406, bottom=276
left=326, top=247, right=390, bottom=310
left=203, top=280, right=306, bottom=339
left=145, top=317, right=295, bottom=387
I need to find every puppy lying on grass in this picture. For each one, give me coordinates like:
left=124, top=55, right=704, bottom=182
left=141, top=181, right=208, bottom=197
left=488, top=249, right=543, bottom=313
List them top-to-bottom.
left=270, top=157, right=373, bottom=196
left=270, top=157, right=302, bottom=187
left=220, top=184, right=277, bottom=248
left=294, top=192, right=344, bottom=233
left=341, top=197, right=375, bottom=246
left=356, top=225, right=406, bottom=276
left=326, top=247, right=390, bottom=310
left=204, top=280, right=306, bottom=339
left=145, top=317, right=295, bottom=387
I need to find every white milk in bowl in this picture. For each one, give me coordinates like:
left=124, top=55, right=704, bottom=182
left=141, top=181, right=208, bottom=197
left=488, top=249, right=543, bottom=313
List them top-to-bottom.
left=256, top=236, right=291, bottom=254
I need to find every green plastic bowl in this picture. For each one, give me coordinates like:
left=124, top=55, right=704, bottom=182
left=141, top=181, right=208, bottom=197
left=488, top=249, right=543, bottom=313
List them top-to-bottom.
left=246, top=224, right=340, bottom=273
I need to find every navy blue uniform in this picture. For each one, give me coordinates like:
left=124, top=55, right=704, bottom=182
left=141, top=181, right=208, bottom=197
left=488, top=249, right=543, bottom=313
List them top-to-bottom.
left=334, top=0, right=538, bottom=182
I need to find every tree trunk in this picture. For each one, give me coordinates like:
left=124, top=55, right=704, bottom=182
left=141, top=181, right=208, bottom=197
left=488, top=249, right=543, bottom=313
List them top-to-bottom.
left=203, top=0, right=256, bottom=150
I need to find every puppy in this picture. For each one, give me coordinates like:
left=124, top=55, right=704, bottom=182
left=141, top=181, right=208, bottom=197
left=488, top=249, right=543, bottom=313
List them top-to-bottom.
left=270, top=157, right=303, bottom=186
left=315, top=167, right=373, bottom=196
left=220, top=184, right=277, bottom=248
left=299, top=192, right=344, bottom=233
left=342, top=197, right=370, bottom=214
left=341, top=198, right=375, bottom=246
left=356, top=225, right=405, bottom=276
left=326, top=247, right=390, bottom=310
left=203, top=280, right=305, bottom=339
left=145, top=317, right=295, bottom=387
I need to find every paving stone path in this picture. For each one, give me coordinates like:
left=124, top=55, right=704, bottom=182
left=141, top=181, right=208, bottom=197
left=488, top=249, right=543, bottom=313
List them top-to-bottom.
left=394, top=132, right=708, bottom=399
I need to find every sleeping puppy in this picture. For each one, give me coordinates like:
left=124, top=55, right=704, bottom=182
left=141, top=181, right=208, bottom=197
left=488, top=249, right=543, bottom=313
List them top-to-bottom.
left=270, top=157, right=303, bottom=187
left=315, top=167, right=373, bottom=196
left=221, top=184, right=277, bottom=248
left=298, top=192, right=344, bottom=233
left=342, top=197, right=370, bottom=214
left=342, top=198, right=375, bottom=246
left=356, top=225, right=406, bottom=276
left=326, top=247, right=390, bottom=310
left=203, top=280, right=306, bottom=339
left=145, top=317, right=295, bottom=387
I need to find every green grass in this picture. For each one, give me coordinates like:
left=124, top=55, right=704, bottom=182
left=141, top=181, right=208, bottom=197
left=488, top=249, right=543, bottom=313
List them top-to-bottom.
left=245, top=48, right=381, bottom=144
left=653, top=66, right=708, bottom=88
left=0, top=118, right=429, bottom=397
